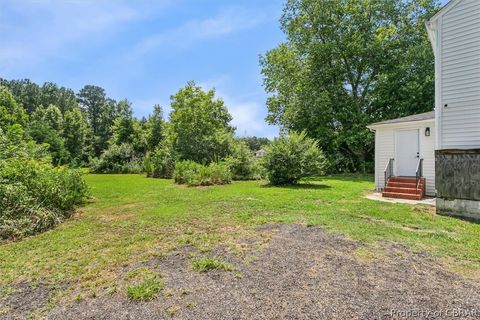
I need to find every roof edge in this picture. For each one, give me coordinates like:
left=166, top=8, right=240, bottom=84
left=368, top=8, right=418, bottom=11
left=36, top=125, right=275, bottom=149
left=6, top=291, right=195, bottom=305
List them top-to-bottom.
left=428, top=0, right=462, bottom=23
left=367, top=111, right=435, bottom=129
left=367, top=118, right=435, bottom=130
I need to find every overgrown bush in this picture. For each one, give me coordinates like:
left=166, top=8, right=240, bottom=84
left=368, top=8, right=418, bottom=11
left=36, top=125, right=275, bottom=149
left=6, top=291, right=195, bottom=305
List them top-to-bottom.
left=0, top=126, right=88, bottom=240
left=262, top=131, right=326, bottom=185
left=225, top=141, right=261, bottom=180
left=91, top=143, right=143, bottom=174
left=144, top=143, right=175, bottom=178
left=173, top=160, right=232, bottom=186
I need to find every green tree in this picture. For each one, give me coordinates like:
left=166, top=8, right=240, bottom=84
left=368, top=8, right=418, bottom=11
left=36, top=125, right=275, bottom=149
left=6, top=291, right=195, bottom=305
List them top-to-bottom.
left=260, top=0, right=438, bottom=173
left=0, top=78, right=41, bottom=114
left=40, top=82, right=77, bottom=114
left=40, top=82, right=61, bottom=110
left=169, top=82, right=235, bottom=164
left=77, top=85, right=116, bottom=156
left=77, top=85, right=107, bottom=137
left=0, top=86, right=28, bottom=131
left=95, top=98, right=117, bottom=155
left=110, top=99, right=135, bottom=146
left=34, top=104, right=63, bottom=131
left=146, top=104, right=165, bottom=151
left=29, top=105, right=69, bottom=165
left=63, top=108, right=88, bottom=164
left=132, top=119, right=149, bottom=155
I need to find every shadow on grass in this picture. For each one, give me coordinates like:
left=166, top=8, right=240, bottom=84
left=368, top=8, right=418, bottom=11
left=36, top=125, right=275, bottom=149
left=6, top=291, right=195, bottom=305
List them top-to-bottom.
left=259, top=174, right=374, bottom=190
left=305, top=174, right=374, bottom=183
left=261, top=183, right=331, bottom=190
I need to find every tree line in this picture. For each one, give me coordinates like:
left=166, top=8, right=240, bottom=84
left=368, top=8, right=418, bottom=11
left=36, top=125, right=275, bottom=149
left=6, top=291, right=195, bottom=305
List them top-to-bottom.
left=0, top=78, right=270, bottom=172
left=0, top=79, right=279, bottom=240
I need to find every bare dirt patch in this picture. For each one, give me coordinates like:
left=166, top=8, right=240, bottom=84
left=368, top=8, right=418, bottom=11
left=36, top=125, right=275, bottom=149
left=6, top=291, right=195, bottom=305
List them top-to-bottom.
left=3, top=224, right=480, bottom=319
left=0, top=282, right=69, bottom=320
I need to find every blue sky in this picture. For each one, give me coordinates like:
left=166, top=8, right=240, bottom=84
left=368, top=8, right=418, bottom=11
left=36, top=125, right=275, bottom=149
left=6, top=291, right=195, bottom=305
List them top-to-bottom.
left=0, top=0, right=448, bottom=139
left=0, top=0, right=284, bottom=138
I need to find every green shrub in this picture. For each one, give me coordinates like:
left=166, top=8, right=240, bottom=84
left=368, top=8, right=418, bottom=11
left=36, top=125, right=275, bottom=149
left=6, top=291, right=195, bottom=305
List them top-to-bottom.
left=0, top=126, right=88, bottom=240
left=262, top=131, right=326, bottom=185
left=225, top=141, right=261, bottom=180
left=91, top=143, right=143, bottom=174
left=144, top=144, right=174, bottom=178
left=173, top=160, right=200, bottom=185
left=173, top=161, right=232, bottom=186
left=202, top=161, right=232, bottom=185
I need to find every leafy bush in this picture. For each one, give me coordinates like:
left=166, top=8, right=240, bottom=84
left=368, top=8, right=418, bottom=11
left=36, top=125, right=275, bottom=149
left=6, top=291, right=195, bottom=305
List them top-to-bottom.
left=0, top=126, right=88, bottom=240
left=262, top=131, right=326, bottom=185
left=225, top=141, right=261, bottom=180
left=91, top=143, right=143, bottom=174
left=144, top=143, right=174, bottom=179
left=173, top=160, right=200, bottom=185
left=173, top=161, right=232, bottom=186
left=202, top=161, right=232, bottom=185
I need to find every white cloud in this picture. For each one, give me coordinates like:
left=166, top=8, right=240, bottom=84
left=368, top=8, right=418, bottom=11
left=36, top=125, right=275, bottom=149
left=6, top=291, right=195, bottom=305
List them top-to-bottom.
left=0, top=0, right=172, bottom=72
left=131, top=7, right=270, bottom=57
left=199, top=77, right=277, bottom=138
left=225, top=95, right=278, bottom=139
left=229, top=100, right=267, bottom=134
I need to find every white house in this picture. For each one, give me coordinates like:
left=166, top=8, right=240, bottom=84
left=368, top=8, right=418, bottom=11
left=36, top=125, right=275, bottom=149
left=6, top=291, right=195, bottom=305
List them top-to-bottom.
left=369, top=0, right=480, bottom=219
left=426, top=0, right=480, bottom=151
left=367, top=112, right=436, bottom=198
left=254, top=149, right=266, bottom=159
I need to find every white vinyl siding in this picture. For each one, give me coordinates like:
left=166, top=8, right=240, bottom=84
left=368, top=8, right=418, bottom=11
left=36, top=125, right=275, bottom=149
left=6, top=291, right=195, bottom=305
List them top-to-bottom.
left=440, top=0, right=480, bottom=149
left=373, top=121, right=436, bottom=196
left=374, top=128, right=394, bottom=190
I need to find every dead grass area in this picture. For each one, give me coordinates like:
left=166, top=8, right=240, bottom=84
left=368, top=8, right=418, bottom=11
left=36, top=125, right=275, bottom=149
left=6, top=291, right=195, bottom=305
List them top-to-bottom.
left=1, top=224, right=475, bottom=320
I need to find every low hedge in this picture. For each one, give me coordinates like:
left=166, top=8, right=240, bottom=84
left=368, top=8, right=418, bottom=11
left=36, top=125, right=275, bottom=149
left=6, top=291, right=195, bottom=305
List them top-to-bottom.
left=91, top=143, right=143, bottom=174
left=173, top=161, right=232, bottom=186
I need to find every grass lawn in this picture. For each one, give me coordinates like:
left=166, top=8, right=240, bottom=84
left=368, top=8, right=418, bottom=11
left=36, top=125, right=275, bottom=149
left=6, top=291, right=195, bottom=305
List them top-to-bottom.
left=1, top=174, right=479, bottom=301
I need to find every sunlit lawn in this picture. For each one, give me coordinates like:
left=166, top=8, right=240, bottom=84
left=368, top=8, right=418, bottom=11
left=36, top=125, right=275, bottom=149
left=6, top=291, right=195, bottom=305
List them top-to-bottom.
left=1, top=174, right=479, bottom=294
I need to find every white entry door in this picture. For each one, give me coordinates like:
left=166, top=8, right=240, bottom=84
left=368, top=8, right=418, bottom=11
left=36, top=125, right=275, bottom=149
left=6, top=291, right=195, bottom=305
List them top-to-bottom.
left=396, top=129, right=419, bottom=176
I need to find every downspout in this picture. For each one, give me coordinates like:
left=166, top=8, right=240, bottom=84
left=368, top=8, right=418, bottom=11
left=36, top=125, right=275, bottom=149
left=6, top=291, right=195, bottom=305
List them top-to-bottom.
left=426, top=18, right=442, bottom=151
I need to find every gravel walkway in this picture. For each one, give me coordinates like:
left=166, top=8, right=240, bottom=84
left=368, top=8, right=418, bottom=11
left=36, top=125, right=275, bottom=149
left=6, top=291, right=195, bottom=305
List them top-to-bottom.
left=3, top=224, right=480, bottom=319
